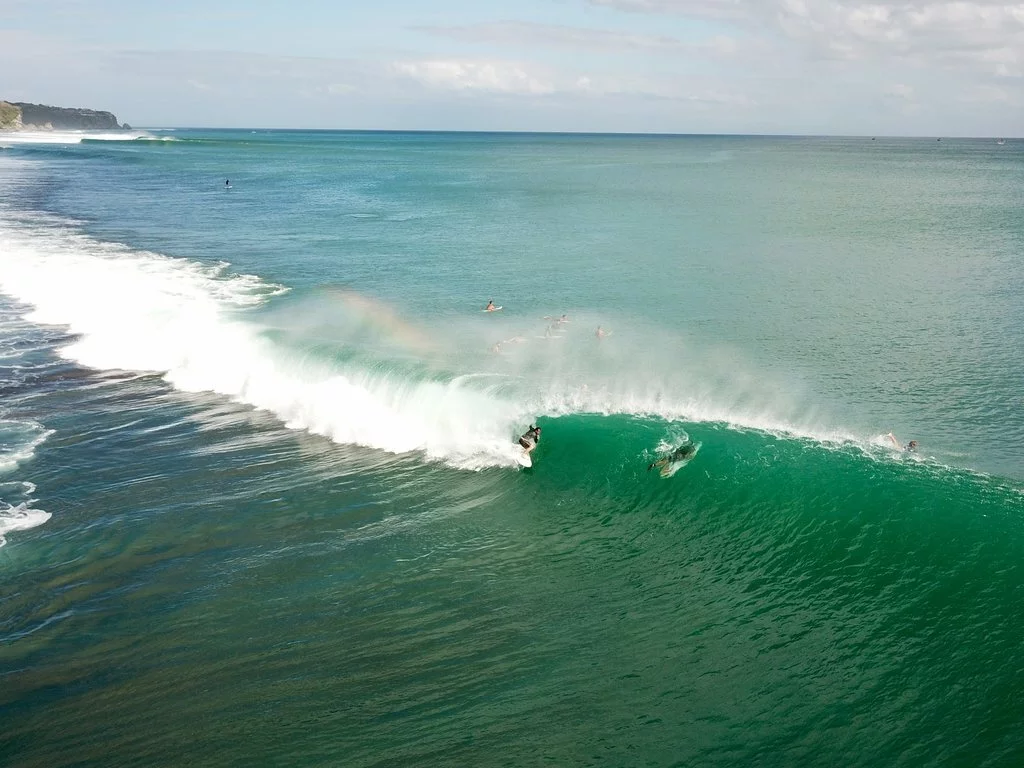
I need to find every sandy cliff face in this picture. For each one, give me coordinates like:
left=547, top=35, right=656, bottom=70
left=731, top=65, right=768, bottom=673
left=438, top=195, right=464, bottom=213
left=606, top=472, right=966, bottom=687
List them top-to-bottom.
left=0, top=101, right=127, bottom=130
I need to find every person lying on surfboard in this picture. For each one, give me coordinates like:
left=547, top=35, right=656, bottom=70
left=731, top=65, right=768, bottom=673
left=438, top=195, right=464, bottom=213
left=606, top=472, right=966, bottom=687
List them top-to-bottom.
left=518, top=425, right=541, bottom=454
left=648, top=442, right=697, bottom=471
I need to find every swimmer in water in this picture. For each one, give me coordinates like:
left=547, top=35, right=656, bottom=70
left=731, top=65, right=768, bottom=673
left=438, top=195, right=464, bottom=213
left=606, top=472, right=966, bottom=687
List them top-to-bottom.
left=595, top=325, right=610, bottom=339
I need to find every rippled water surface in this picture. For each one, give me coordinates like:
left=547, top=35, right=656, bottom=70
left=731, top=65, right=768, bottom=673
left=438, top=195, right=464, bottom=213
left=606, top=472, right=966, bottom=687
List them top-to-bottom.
left=1, top=132, right=1022, bottom=767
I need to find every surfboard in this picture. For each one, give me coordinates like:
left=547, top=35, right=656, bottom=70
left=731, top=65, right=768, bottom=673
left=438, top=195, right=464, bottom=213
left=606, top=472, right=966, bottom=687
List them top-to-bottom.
left=483, top=306, right=503, bottom=312
left=655, top=442, right=701, bottom=478
left=516, top=447, right=532, bottom=468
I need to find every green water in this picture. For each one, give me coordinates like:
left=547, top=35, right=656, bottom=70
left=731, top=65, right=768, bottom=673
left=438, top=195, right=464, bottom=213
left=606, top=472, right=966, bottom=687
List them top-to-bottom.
left=0, top=132, right=1022, bottom=766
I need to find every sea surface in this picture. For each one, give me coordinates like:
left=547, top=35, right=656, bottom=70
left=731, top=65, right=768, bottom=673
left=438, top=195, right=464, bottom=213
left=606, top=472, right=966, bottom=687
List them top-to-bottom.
left=1, top=129, right=1022, bottom=766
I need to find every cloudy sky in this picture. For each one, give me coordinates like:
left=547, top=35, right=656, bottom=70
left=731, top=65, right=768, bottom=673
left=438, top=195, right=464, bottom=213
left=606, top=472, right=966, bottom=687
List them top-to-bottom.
left=1, top=0, right=1021, bottom=134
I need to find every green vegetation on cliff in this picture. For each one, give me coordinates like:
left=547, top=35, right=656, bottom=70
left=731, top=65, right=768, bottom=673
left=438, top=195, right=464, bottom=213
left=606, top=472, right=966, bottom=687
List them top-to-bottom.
left=0, top=101, right=21, bottom=130
left=0, top=101, right=125, bottom=130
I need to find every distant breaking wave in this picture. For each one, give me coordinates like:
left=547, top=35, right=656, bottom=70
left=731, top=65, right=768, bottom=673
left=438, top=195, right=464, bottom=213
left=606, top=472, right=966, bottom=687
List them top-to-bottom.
left=0, top=130, right=172, bottom=146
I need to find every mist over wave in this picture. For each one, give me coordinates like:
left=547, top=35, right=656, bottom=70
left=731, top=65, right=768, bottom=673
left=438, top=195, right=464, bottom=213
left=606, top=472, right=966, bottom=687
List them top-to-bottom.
left=0, top=211, right=884, bottom=472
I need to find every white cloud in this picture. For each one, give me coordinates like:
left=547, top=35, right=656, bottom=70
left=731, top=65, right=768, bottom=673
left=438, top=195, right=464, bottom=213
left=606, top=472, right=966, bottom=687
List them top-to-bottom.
left=587, top=0, right=1024, bottom=75
left=588, top=0, right=749, bottom=21
left=417, top=20, right=740, bottom=58
left=391, top=56, right=753, bottom=106
left=392, top=60, right=557, bottom=94
left=884, top=82, right=914, bottom=98
left=962, top=83, right=1020, bottom=103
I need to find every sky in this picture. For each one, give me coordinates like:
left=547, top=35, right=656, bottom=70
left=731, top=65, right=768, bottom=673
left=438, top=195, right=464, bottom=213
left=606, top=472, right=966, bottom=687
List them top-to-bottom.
left=0, top=0, right=1021, bottom=135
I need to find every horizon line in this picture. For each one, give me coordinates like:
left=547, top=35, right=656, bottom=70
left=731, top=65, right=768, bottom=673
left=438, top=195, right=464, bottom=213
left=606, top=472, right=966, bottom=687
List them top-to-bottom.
left=135, top=127, right=1019, bottom=140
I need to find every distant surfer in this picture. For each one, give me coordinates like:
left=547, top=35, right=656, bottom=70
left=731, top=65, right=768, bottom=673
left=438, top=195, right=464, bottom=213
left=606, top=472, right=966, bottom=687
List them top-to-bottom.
left=225, top=179, right=230, bottom=188
left=485, top=300, right=498, bottom=312
left=544, top=314, right=569, bottom=325
left=596, top=325, right=610, bottom=339
left=492, top=336, right=526, bottom=353
left=518, top=425, right=542, bottom=455
left=887, top=432, right=918, bottom=452
left=648, top=441, right=697, bottom=472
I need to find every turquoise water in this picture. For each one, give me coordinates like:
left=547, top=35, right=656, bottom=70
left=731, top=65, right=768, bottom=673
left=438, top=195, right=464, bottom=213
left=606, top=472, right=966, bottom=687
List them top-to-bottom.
left=1, top=131, right=1022, bottom=766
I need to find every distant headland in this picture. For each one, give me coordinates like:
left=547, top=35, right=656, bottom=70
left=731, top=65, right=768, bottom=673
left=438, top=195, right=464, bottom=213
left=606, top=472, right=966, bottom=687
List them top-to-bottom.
left=0, top=101, right=130, bottom=131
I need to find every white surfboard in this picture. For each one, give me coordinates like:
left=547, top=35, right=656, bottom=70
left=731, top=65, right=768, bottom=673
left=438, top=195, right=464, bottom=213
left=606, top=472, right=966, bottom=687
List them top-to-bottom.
left=482, top=306, right=503, bottom=312
left=516, top=447, right=532, bottom=468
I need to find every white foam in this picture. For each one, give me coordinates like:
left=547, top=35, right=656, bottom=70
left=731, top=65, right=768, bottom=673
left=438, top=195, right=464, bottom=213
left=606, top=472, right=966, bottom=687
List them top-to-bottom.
left=0, top=130, right=160, bottom=146
left=0, top=420, right=53, bottom=473
left=0, top=482, right=49, bottom=547
left=0, top=504, right=51, bottom=547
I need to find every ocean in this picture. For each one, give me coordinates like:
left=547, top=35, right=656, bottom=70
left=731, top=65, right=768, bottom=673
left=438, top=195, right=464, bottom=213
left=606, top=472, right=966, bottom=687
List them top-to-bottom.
left=1, top=130, right=1022, bottom=766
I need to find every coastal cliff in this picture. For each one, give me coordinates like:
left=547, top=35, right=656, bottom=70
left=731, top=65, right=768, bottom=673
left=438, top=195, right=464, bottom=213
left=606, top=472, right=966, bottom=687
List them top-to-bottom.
left=0, top=101, right=129, bottom=131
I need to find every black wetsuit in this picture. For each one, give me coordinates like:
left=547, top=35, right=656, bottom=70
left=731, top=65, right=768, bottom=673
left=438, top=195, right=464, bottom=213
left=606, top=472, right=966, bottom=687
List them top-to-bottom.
left=519, top=428, right=540, bottom=450
left=649, top=442, right=696, bottom=470
left=671, top=444, right=696, bottom=462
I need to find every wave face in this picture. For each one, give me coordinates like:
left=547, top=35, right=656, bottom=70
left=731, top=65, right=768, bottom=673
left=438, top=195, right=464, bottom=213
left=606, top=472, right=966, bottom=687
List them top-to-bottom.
left=1, top=200, right=1017, bottom=564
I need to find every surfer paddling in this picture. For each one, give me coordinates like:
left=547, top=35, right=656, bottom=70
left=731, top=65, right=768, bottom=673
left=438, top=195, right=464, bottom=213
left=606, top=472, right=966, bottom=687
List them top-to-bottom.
left=485, top=299, right=502, bottom=312
left=518, top=425, right=542, bottom=455
left=648, top=442, right=697, bottom=472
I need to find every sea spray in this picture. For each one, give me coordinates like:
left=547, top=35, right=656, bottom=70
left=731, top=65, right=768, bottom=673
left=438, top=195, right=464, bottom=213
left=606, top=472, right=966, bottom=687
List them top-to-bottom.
left=0, top=211, right=903, bottom=473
